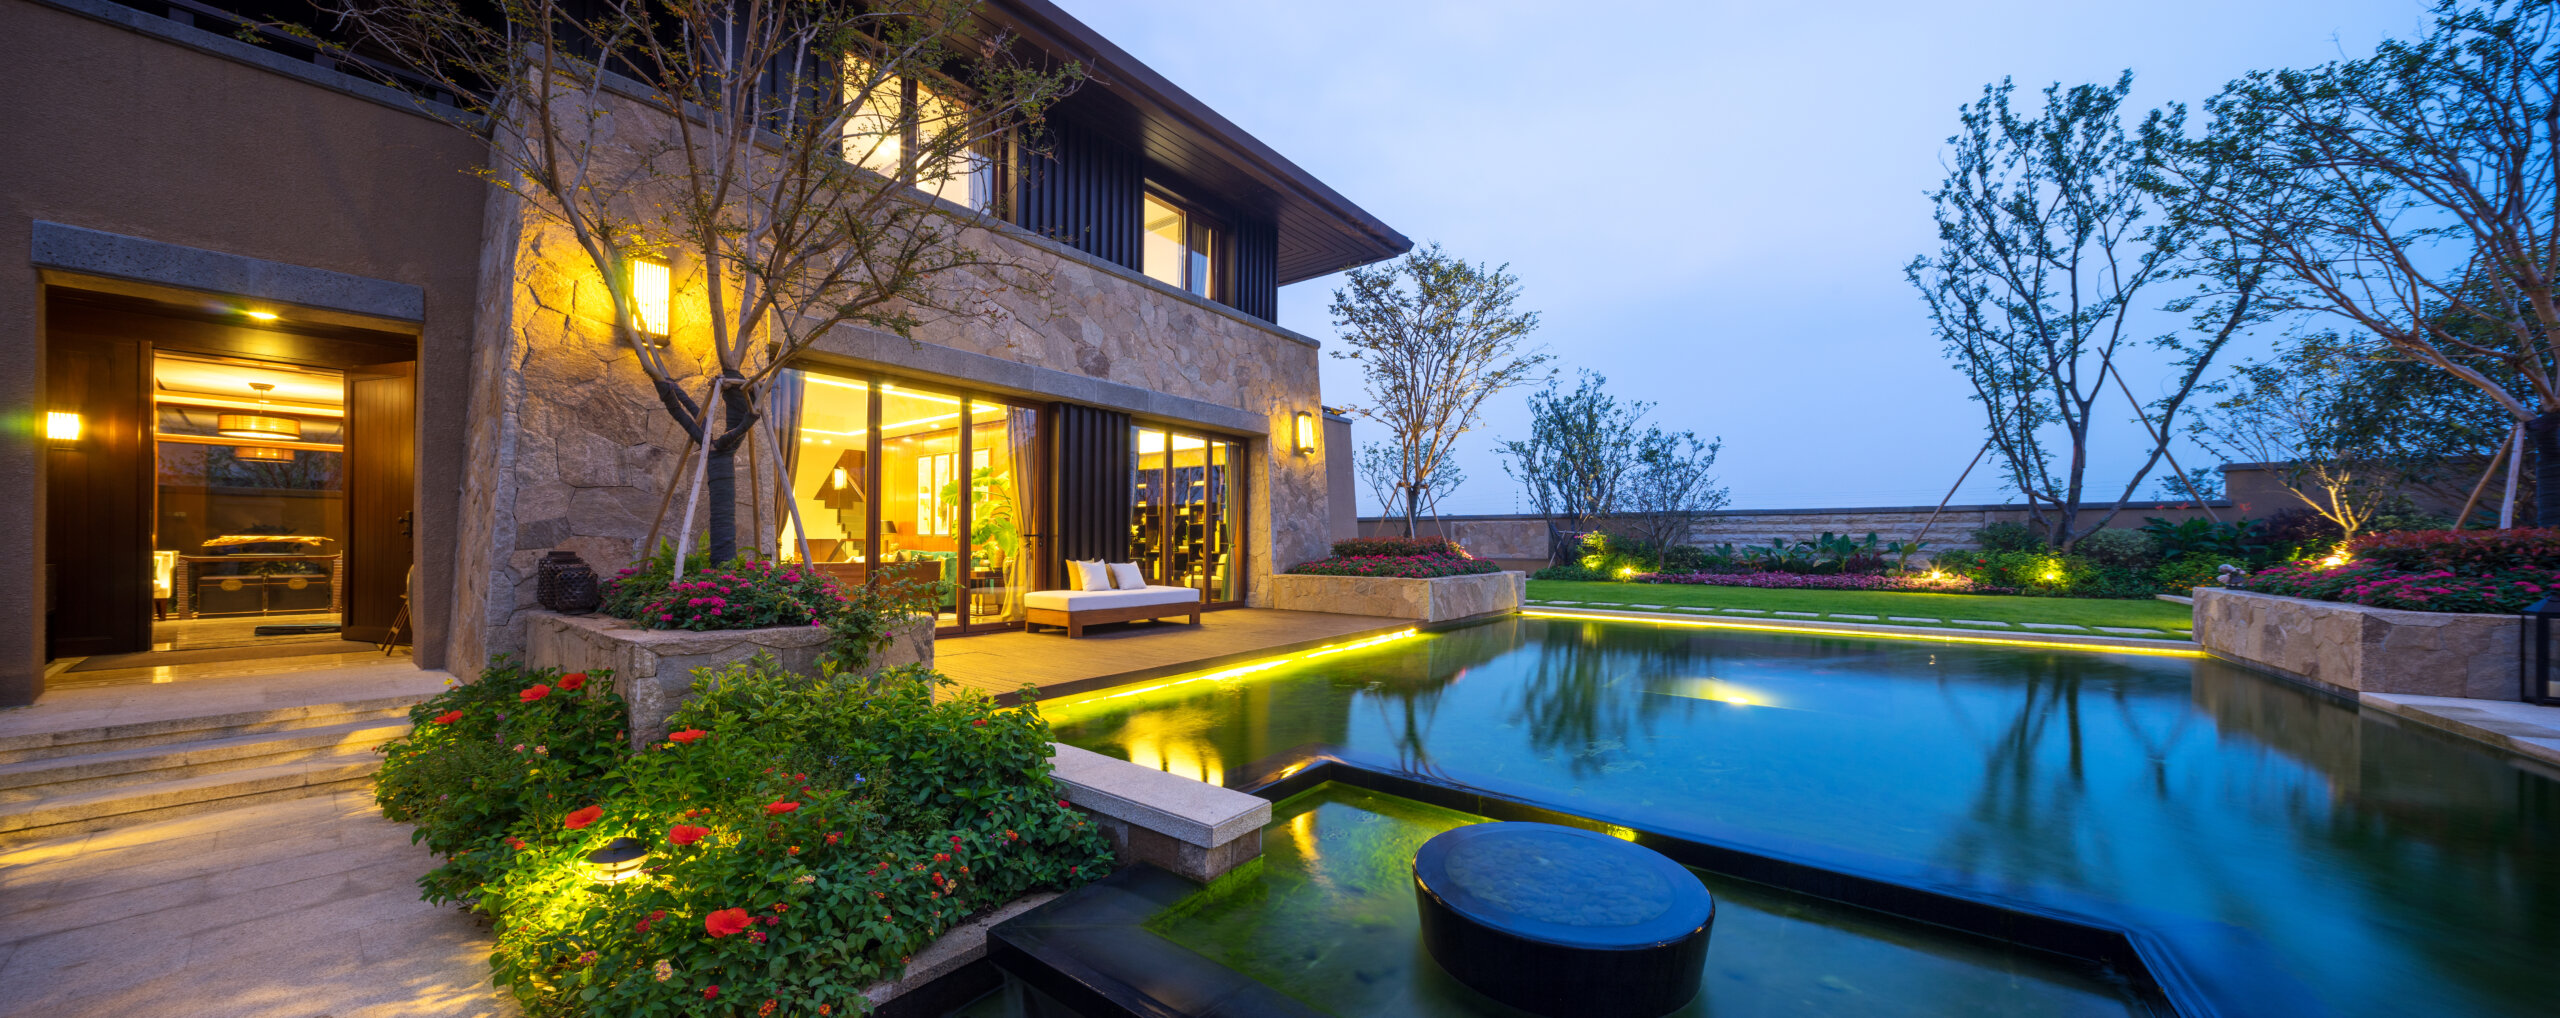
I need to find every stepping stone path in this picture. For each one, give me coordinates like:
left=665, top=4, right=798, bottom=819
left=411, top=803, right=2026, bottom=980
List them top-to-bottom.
left=1627, top=604, right=1669, bottom=610
left=1675, top=607, right=1719, bottom=613
left=1721, top=609, right=1768, bottom=614
left=1773, top=611, right=1820, bottom=617
left=1827, top=614, right=1879, bottom=620
left=1889, top=617, right=1940, bottom=623
left=1949, top=619, right=2009, bottom=627
left=2020, top=622, right=2088, bottom=631
left=2096, top=627, right=2166, bottom=635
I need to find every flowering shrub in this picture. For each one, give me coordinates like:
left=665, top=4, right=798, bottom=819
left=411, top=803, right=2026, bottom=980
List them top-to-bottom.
left=2347, top=528, right=2560, bottom=573
left=1328, top=536, right=1466, bottom=558
left=602, top=546, right=850, bottom=632
left=1290, top=552, right=1501, bottom=578
left=2232, top=558, right=2559, bottom=613
left=1633, top=571, right=2019, bottom=595
left=381, top=657, right=1112, bottom=1017
left=374, top=659, right=633, bottom=905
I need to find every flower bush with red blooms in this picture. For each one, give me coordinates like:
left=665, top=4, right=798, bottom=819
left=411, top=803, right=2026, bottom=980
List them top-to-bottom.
left=2230, top=529, right=2560, bottom=614
left=1289, top=537, right=1501, bottom=579
left=601, top=542, right=853, bottom=632
left=1632, top=571, right=2020, bottom=595
left=416, top=656, right=1115, bottom=1017
left=371, top=657, right=631, bottom=906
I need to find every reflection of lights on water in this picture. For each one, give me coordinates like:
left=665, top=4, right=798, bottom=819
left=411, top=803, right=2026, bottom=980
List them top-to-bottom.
left=1522, top=610, right=2204, bottom=659
left=1053, top=629, right=1422, bottom=708
left=1658, top=677, right=1773, bottom=707
left=1119, top=714, right=1224, bottom=786
left=1287, top=808, right=1320, bottom=865
left=1602, top=824, right=1639, bottom=842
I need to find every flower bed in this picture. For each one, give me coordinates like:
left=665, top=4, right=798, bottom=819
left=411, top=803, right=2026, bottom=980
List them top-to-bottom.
left=2230, top=529, right=2560, bottom=614
left=1289, top=537, right=1502, bottom=579
left=603, top=549, right=848, bottom=631
left=1632, top=571, right=2019, bottom=595
left=375, top=657, right=1111, bottom=1016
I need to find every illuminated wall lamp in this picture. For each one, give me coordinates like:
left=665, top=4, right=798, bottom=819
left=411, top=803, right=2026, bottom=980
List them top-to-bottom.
left=629, top=255, right=672, bottom=342
left=46, top=410, right=82, bottom=449
left=1292, top=410, right=1316, bottom=457
left=585, top=837, right=649, bottom=883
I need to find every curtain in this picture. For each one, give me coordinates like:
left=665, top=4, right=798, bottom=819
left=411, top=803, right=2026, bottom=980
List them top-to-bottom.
left=771, top=370, right=806, bottom=561
left=1002, top=404, right=1040, bottom=619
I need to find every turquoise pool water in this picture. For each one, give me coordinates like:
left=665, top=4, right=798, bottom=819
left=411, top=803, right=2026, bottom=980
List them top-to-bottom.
left=1044, top=617, right=2560, bottom=1017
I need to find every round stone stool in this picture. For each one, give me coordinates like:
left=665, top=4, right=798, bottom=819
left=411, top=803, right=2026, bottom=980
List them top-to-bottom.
left=1412, top=822, right=1714, bottom=1018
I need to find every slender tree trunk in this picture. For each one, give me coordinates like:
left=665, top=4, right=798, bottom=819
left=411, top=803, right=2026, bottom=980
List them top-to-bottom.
left=704, top=369, right=756, bottom=563
left=2531, top=411, right=2560, bottom=528
left=1402, top=486, right=1420, bottom=538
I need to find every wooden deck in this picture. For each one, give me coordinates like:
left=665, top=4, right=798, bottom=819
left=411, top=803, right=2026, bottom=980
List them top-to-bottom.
left=936, top=608, right=1412, bottom=702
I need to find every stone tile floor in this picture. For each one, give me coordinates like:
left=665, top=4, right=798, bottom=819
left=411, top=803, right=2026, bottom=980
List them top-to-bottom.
left=2362, top=693, right=2560, bottom=769
left=0, top=790, right=513, bottom=1018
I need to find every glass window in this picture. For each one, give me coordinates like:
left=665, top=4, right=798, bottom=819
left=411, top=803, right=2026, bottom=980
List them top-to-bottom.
left=842, top=61, right=990, bottom=212
left=1142, top=193, right=1217, bottom=298
left=151, top=353, right=345, bottom=620
left=778, top=371, right=871, bottom=571
left=1129, top=425, right=1243, bottom=603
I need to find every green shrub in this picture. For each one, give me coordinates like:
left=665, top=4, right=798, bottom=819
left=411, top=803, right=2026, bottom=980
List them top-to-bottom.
left=2140, top=517, right=2273, bottom=565
left=1971, top=521, right=2046, bottom=553
left=2349, top=527, right=2560, bottom=572
left=2073, top=528, right=2161, bottom=569
left=1658, top=544, right=1712, bottom=573
left=603, top=545, right=853, bottom=631
left=1934, top=550, right=2158, bottom=599
left=2152, top=557, right=2226, bottom=595
left=1531, top=563, right=1611, bottom=581
left=383, top=658, right=1112, bottom=1017
left=374, top=659, right=632, bottom=905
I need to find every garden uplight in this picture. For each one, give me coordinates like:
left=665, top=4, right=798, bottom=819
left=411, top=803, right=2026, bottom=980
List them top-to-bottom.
left=2318, top=547, right=2352, bottom=569
left=586, top=837, right=650, bottom=883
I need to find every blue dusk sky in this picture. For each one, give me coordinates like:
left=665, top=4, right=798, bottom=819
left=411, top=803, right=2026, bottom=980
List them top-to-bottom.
left=1061, top=0, right=2438, bottom=513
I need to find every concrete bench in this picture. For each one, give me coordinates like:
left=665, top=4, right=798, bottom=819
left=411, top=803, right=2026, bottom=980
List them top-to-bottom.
left=1047, top=743, right=1268, bottom=880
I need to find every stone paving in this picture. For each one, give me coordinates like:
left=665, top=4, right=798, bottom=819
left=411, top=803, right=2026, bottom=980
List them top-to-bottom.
left=0, top=790, right=513, bottom=1018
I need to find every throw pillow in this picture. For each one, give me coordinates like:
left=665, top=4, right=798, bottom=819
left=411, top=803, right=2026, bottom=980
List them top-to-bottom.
left=1074, top=560, right=1112, bottom=592
left=1108, top=562, right=1147, bottom=590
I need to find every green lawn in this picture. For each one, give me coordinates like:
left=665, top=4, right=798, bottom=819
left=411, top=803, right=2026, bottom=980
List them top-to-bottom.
left=1524, top=580, right=2196, bottom=639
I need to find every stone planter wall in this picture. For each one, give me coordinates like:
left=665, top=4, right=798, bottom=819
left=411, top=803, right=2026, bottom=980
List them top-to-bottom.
left=1265, top=570, right=1524, bottom=623
left=2192, top=587, right=2518, bottom=700
left=522, top=611, right=933, bottom=740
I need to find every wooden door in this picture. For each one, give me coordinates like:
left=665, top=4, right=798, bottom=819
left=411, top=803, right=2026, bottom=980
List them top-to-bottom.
left=44, top=334, right=150, bottom=656
left=342, top=362, right=415, bottom=644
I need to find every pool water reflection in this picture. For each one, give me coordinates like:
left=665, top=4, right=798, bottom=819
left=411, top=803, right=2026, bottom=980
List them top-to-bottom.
left=1044, top=617, right=2560, bottom=1017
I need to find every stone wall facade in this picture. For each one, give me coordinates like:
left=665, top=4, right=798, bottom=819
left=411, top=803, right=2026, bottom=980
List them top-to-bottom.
left=447, top=86, right=1331, bottom=673
left=1265, top=571, right=1524, bottom=623
left=2193, top=587, right=2520, bottom=700
left=523, top=612, right=933, bottom=741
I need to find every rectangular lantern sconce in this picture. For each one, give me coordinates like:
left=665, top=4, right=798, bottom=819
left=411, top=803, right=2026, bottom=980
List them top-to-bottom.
left=630, top=255, right=672, bottom=339
left=46, top=410, right=83, bottom=446
left=1293, top=411, right=1316, bottom=456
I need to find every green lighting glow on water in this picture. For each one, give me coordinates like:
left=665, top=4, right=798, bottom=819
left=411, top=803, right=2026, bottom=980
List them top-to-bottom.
left=1046, top=616, right=2560, bottom=1017
left=1148, top=784, right=2142, bottom=1017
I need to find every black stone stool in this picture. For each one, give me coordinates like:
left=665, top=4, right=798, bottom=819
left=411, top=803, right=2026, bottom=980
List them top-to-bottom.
left=1413, top=822, right=1714, bottom=1018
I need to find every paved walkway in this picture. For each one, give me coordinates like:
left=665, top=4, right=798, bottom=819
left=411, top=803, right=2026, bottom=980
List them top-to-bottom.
left=2363, top=693, right=2560, bottom=770
left=0, top=790, right=513, bottom=1018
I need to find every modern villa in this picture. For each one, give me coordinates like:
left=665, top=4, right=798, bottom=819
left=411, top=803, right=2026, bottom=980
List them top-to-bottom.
left=1, top=0, right=1407, bottom=706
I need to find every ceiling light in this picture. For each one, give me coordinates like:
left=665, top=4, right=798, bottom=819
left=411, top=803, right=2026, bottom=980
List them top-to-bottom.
left=217, top=413, right=301, bottom=441
left=234, top=446, right=295, bottom=463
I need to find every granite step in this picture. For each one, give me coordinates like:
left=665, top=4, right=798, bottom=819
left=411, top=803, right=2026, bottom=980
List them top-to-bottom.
left=0, top=694, right=427, bottom=765
left=0, top=717, right=411, bottom=804
left=0, top=745, right=386, bottom=847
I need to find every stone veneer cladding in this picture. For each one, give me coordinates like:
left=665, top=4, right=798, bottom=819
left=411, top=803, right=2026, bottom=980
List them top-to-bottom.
left=446, top=90, right=1331, bottom=673
left=2193, top=587, right=2519, bottom=700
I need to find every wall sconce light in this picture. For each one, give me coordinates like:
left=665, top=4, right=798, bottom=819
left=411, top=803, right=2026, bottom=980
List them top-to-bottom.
left=630, top=255, right=672, bottom=340
left=46, top=410, right=82, bottom=448
left=1293, top=411, right=1316, bottom=457
left=585, top=836, right=649, bottom=883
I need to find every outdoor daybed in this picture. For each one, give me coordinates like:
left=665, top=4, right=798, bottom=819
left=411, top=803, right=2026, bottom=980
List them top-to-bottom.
left=1024, top=584, right=1202, bottom=638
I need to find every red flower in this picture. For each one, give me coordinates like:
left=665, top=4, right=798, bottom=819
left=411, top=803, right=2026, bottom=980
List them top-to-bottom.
left=558, top=672, right=587, bottom=691
left=519, top=684, right=552, bottom=703
left=432, top=710, right=464, bottom=725
left=972, top=719, right=988, bottom=727
left=668, top=729, right=707, bottom=744
left=765, top=801, right=800, bottom=816
left=563, top=805, right=604, bottom=830
left=668, top=824, right=711, bottom=846
left=824, top=832, right=841, bottom=845
left=505, top=836, right=526, bottom=851
left=934, top=852, right=950, bottom=862
left=772, top=903, right=790, bottom=913
left=705, top=908, right=753, bottom=938
left=763, top=915, right=778, bottom=926
left=748, top=929, right=768, bottom=944
left=703, top=985, right=720, bottom=1001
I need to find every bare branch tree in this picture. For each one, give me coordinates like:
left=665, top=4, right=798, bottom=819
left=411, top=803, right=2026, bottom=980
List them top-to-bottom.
left=324, top=0, right=1078, bottom=562
left=2156, top=0, right=2560, bottom=523
left=1330, top=243, right=1548, bottom=537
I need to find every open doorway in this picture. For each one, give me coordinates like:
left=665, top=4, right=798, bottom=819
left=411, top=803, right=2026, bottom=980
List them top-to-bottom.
left=43, top=288, right=416, bottom=670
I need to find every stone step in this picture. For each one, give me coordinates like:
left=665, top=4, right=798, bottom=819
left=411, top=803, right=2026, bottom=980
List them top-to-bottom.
left=0, top=694, right=428, bottom=765
left=0, top=717, right=411, bottom=804
left=0, top=745, right=386, bottom=847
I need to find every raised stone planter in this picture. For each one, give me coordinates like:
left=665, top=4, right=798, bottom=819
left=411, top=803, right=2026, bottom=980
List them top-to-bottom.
left=1265, top=569, right=1524, bottom=623
left=2193, top=587, right=2518, bottom=700
left=521, top=611, right=932, bottom=741
left=1048, top=743, right=1269, bottom=881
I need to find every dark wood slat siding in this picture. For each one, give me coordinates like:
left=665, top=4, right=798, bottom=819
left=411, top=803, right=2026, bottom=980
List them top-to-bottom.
left=1015, top=116, right=1141, bottom=272
left=1232, top=215, right=1278, bottom=323
left=1042, top=402, right=1132, bottom=588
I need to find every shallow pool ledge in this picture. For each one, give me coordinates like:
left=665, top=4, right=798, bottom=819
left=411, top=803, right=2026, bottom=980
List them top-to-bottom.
left=1049, top=743, right=1271, bottom=881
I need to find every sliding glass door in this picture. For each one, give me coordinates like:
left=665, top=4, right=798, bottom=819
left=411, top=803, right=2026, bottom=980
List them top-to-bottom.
left=1129, top=425, right=1244, bottom=605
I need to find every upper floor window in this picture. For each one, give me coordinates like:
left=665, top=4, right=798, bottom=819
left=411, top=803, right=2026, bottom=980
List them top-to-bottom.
left=843, top=61, right=992, bottom=212
left=1143, top=192, right=1218, bottom=299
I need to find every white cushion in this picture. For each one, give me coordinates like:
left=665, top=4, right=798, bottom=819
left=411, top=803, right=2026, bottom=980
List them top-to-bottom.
left=1072, top=560, right=1110, bottom=592
left=1108, top=562, right=1147, bottom=590
left=1024, top=585, right=1202, bottom=612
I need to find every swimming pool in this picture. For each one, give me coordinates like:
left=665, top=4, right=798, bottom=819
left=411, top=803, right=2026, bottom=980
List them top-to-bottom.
left=1043, top=616, right=2560, bottom=1017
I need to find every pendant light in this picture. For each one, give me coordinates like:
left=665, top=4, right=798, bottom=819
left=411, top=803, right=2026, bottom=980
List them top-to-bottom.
left=216, top=382, right=302, bottom=441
